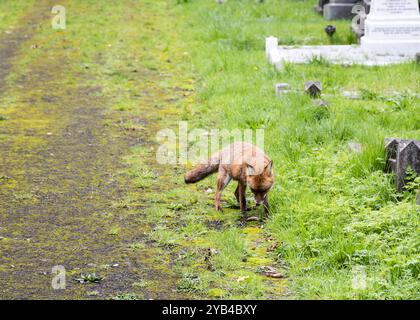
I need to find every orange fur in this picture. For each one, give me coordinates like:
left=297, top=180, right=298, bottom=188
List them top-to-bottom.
left=184, top=142, right=274, bottom=213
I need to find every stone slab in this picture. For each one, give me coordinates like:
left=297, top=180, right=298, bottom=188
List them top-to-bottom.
left=265, top=37, right=414, bottom=67
left=275, top=83, right=290, bottom=96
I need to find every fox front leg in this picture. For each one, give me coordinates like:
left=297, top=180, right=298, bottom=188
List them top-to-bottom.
left=215, top=172, right=231, bottom=211
left=238, top=182, right=250, bottom=213
left=235, top=184, right=251, bottom=212
left=234, top=185, right=240, bottom=204
left=263, top=195, right=270, bottom=215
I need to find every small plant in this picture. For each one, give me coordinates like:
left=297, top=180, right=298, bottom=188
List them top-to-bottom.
left=308, top=56, right=330, bottom=67
left=360, top=88, right=379, bottom=101
left=386, top=93, right=414, bottom=111
left=311, top=105, right=330, bottom=121
left=0, top=115, right=9, bottom=121
left=245, top=116, right=270, bottom=129
left=403, top=166, right=420, bottom=196
left=13, top=191, right=35, bottom=201
left=167, top=202, right=187, bottom=211
left=108, top=226, right=121, bottom=236
left=128, top=242, right=146, bottom=250
left=74, top=273, right=103, bottom=284
left=177, top=273, right=203, bottom=293
left=132, top=280, right=149, bottom=288
left=112, top=292, right=140, bottom=300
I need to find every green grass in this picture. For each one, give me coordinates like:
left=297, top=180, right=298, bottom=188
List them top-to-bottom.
left=0, top=0, right=35, bottom=32
left=0, top=0, right=417, bottom=300
left=175, top=0, right=420, bottom=299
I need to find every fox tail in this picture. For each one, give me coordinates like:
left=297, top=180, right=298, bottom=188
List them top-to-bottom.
left=184, top=158, right=219, bottom=184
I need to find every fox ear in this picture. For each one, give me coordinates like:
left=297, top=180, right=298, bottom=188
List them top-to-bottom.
left=265, top=160, right=273, bottom=176
left=246, top=163, right=255, bottom=176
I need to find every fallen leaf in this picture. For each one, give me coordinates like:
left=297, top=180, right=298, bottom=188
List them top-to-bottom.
left=236, top=276, right=249, bottom=282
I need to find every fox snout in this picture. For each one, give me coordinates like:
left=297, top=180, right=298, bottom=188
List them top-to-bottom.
left=253, top=193, right=266, bottom=205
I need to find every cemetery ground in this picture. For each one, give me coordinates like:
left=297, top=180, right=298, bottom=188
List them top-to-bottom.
left=0, top=0, right=418, bottom=300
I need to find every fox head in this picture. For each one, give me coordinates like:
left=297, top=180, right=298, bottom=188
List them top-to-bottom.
left=246, top=160, right=274, bottom=205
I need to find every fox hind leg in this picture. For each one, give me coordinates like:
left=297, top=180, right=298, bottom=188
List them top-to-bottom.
left=215, top=169, right=231, bottom=211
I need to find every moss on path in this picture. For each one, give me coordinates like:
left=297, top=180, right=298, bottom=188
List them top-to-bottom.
left=0, top=0, right=185, bottom=299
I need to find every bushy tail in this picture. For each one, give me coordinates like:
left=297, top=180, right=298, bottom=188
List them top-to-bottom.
left=184, top=160, right=219, bottom=184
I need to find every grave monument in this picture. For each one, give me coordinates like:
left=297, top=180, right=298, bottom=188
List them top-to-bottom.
left=361, top=0, right=420, bottom=55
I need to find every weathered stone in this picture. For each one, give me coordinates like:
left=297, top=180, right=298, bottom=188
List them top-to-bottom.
left=315, top=0, right=330, bottom=13
left=323, top=0, right=359, bottom=20
left=305, top=81, right=322, bottom=97
left=275, top=83, right=290, bottom=96
left=342, top=90, right=360, bottom=99
left=315, top=99, right=329, bottom=107
left=385, top=138, right=420, bottom=192
left=348, top=142, right=363, bottom=153
left=417, top=190, right=420, bottom=205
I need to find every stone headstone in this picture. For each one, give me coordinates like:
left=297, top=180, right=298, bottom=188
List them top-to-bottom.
left=315, top=0, right=330, bottom=13
left=323, top=0, right=359, bottom=20
left=361, top=0, right=420, bottom=55
left=305, top=81, right=322, bottom=97
left=275, top=83, right=290, bottom=96
left=314, top=99, right=330, bottom=107
left=385, top=138, right=420, bottom=192
left=417, top=190, right=420, bottom=205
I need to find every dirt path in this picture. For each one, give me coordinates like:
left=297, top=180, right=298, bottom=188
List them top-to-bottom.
left=0, top=0, right=180, bottom=299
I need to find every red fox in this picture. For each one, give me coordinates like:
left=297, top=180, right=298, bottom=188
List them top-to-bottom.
left=185, top=142, right=274, bottom=214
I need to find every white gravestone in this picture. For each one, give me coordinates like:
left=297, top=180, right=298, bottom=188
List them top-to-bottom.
left=361, top=0, right=420, bottom=55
